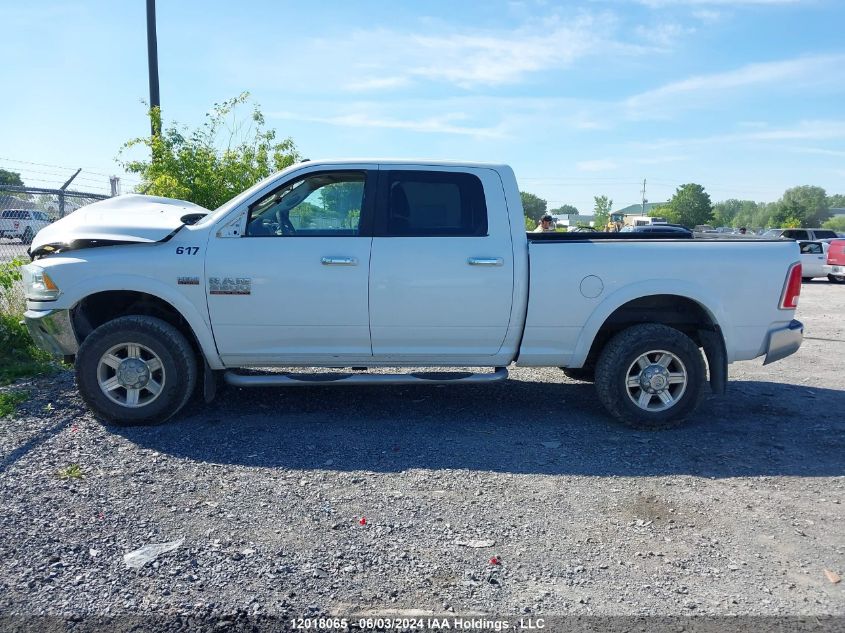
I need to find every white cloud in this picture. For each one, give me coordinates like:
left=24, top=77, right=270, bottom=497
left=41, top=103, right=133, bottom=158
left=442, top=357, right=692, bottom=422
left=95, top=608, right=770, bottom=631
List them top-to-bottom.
left=638, top=0, right=802, bottom=7
left=692, top=9, right=722, bottom=23
left=224, top=10, right=664, bottom=94
left=406, top=15, right=601, bottom=87
left=635, top=22, right=695, bottom=48
left=625, top=54, right=845, bottom=114
left=343, top=77, right=411, bottom=92
left=269, top=110, right=506, bottom=139
left=635, top=119, right=845, bottom=149
left=789, top=147, right=845, bottom=158
left=577, top=159, right=618, bottom=172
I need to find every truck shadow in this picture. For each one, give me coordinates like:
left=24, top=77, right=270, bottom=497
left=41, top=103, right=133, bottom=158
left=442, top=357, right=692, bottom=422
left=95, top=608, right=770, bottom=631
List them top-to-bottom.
left=112, top=378, right=845, bottom=478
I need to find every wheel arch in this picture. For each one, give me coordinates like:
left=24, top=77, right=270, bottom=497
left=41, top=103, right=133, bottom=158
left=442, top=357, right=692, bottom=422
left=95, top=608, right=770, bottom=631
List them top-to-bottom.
left=68, top=285, right=222, bottom=369
left=573, top=286, right=728, bottom=394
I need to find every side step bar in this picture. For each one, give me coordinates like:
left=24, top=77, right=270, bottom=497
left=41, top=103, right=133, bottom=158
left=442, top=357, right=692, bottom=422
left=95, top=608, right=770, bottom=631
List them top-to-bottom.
left=224, top=367, right=508, bottom=387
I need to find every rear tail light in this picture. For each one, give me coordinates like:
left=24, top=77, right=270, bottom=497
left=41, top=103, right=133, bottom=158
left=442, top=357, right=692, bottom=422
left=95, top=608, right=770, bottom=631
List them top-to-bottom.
left=827, top=242, right=845, bottom=265
left=779, top=262, right=802, bottom=310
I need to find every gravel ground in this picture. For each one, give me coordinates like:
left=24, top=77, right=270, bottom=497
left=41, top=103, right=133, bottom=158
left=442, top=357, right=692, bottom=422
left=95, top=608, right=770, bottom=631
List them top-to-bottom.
left=1, top=281, right=843, bottom=626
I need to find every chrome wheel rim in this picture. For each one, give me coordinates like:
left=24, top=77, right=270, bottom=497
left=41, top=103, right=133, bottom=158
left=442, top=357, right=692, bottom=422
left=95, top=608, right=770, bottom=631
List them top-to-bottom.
left=97, top=342, right=165, bottom=408
left=625, top=350, right=688, bottom=412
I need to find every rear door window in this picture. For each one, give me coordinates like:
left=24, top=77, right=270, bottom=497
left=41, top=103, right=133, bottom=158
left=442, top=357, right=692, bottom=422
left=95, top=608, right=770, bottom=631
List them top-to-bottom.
left=376, top=170, right=488, bottom=237
left=783, top=230, right=809, bottom=240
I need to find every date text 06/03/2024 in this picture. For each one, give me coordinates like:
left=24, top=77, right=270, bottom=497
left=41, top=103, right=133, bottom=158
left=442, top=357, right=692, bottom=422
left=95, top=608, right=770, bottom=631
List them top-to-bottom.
left=289, top=616, right=546, bottom=630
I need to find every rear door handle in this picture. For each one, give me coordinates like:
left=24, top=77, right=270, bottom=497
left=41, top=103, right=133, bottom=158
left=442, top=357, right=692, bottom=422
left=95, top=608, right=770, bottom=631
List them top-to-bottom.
left=321, top=256, right=357, bottom=266
left=468, top=257, right=504, bottom=266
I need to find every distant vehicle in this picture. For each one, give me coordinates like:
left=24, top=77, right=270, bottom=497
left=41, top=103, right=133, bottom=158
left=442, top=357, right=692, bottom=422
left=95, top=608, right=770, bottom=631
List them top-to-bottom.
left=0, top=208, right=51, bottom=244
left=605, top=212, right=625, bottom=232
left=625, top=215, right=667, bottom=228
left=622, top=224, right=693, bottom=236
left=694, top=225, right=717, bottom=233
left=715, top=227, right=734, bottom=234
left=762, top=228, right=839, bottom=241
left=827, top=239, right=845, bottom=283
left=798, top=241, right=829, bottom=280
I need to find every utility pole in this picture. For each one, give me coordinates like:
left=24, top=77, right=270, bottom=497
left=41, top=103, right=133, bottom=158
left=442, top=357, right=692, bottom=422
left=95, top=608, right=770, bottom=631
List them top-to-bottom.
left=146, top=0, right=161, bottom=137
left=641, top=178, right=648, bottom=215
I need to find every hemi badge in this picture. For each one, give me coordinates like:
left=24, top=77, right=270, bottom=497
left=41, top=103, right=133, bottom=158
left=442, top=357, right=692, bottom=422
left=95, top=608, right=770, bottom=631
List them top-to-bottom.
left=177, top=276, right=200, bottom=286
left=209, top=277, right=251, bottom=295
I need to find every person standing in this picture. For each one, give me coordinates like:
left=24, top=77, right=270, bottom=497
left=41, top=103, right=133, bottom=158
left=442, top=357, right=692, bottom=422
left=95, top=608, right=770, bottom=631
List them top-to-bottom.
left=533, top=215, right=555, bottom=232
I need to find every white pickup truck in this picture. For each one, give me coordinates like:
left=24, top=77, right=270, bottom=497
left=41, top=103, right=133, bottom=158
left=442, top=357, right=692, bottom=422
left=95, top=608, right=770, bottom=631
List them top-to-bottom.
left=22, top=160, right=804, bottom=429
left=0, top=208, right=51, bottom=244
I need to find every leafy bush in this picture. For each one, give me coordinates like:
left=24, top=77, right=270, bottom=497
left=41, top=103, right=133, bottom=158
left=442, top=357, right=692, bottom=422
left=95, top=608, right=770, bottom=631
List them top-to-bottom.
left=120, top=93, right=301, bottom=210
left=822, top=216, right=845, bottom=232
left=0, top=257, right=26, bottom=315
left=0, top=258, right=56, bottom=385
left=0, top=313, right=55, bottom=385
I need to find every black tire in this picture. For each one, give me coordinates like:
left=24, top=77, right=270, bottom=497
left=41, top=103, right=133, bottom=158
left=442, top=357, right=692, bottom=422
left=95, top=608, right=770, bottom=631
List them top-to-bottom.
left=21, top=227, right=33, bottom=245
left=828, top=274, right=845, bottom=284
left=75, top=316, right=197, bottom=425
left=594, top=323, right=705, bottom=430
left=560, top=367, right=595, bottom=382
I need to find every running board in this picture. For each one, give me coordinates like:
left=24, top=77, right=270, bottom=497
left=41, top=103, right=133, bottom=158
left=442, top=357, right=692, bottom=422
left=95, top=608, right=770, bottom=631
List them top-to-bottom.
left=224, top=367, right=508, bottom=387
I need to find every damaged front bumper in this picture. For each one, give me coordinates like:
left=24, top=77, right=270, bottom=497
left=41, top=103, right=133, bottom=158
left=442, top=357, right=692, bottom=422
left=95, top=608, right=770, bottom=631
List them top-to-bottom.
left=23, top=309, right=79, bottom=357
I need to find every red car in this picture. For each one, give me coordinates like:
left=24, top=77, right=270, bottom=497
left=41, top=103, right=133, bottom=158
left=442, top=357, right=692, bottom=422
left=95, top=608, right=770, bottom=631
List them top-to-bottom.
left=827, top=239, right=845, bottom=283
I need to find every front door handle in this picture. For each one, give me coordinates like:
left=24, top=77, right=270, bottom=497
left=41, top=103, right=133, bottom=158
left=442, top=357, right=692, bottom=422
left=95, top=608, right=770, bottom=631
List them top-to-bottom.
left=321, top=256, right=357, bottom=266
left=468, top=257, right=504, bottom=266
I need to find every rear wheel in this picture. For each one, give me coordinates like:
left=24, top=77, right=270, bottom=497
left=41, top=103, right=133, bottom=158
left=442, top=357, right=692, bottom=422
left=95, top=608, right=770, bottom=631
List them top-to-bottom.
left=21, top=227, right=33, bottom=244
left=828, top=274, right=845, bottom=284
left=76, top=316, right=197, bottom=425
left=594, top=324, right=705, bottom=430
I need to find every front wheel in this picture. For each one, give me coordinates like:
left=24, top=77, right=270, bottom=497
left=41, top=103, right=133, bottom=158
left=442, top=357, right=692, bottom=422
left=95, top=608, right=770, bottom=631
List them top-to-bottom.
left=828, top=274, right=845, bottom=284
left=76, top=316, right=197, bottom=425
left=594, top=324, right=705, bottom=430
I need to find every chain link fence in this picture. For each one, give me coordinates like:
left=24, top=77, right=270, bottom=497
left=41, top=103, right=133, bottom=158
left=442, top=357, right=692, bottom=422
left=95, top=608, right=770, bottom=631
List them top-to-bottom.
left=0, top=186, right=111, bottom=264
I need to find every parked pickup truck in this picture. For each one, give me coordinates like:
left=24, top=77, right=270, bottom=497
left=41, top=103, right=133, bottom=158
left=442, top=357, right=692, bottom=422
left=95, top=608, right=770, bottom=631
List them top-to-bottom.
left=22, top=160, right=805, bottom=429
left=0, top=208, right=51, bottom=244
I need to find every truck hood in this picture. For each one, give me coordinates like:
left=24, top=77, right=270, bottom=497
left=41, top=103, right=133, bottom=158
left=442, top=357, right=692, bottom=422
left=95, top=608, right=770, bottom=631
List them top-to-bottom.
left=30, top=194, right=209, bottom=258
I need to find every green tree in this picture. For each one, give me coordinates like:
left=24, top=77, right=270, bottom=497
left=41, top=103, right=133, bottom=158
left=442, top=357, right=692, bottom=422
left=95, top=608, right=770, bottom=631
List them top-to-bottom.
left=120, top=92, right=300, bottom=210
left=0, top=169, right=23, bottom=187
left=664, top=183, right=712, bottom=228
left=771, top=185, right=830, bottom=228
left=520, top=191, right=548, bottom=223
left=827, top=193, right=845, bottom=209
left=593, top=195, right=613, bottom=229
left=711, top=199, right=743, bottom=227
left=549, top=204, right=578, bottom=216
left=649, top=205, right=678, bottom=224
left=524, top=215, right=536, bottom=231
left=822, top=216, right=845, bottom=232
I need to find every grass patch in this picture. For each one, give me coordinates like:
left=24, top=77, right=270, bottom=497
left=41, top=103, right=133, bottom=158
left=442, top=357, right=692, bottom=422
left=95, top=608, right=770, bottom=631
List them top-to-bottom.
left=0, top=258, right=62, bottom=385
left=0, top=312, right=57, bottom=386
left=0, top=389, right=30, bottom=417
left=58, top=464, right=85, bottom=480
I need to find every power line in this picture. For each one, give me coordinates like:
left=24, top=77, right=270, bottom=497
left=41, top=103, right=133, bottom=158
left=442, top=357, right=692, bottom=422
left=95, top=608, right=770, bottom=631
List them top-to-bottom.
left=0, top=156, right=142, bottom=183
